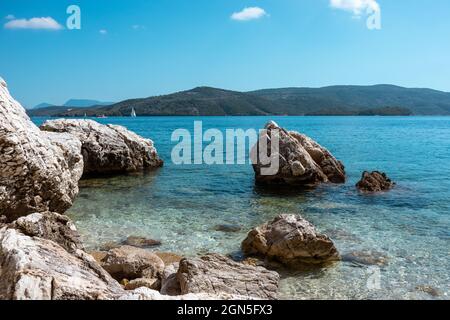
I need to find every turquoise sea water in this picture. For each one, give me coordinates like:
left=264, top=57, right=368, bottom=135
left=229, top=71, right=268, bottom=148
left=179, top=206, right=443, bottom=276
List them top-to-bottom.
left=32, top=116, right=450, bottom=300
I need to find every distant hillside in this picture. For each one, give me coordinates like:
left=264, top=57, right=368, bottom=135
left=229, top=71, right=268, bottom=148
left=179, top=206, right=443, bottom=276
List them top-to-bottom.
left=27, top=85, right=450, bottom=117
left=250, top=85, right=450, bottom=115
left=29, top=87, right=285, bottom=117
left=31, top=99, right=114, bottom=110
left=63, top=99, right=114, bottom=108
left=32, top=102, right=54, bottom=110
left=305, top=106, right=413, bottom=116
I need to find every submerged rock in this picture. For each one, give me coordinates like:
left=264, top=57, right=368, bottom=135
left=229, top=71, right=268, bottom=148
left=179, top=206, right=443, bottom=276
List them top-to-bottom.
left=0, top=78, right=83, bottom=220
left=40, top=119, right=163, bottom=176
left=251, top=121, right=345, bottom=186
left=356, top=171, right=395, bottom=192
left=242, top=214, right=340, bottom=266
left=213, top=224, right=242, bottom=233
left=122, top=236, right=162, bottom=248
left=100, top=245, right=165, bottom=281
left=342, top=250, right=389, bottom=267
left=176, top=253, right=280, bottom=299
left=415, top=285, right=441, bottom=297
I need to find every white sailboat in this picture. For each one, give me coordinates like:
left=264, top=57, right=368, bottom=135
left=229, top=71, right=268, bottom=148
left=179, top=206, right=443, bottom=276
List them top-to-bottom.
left=131, top=107, right=137, bottom=117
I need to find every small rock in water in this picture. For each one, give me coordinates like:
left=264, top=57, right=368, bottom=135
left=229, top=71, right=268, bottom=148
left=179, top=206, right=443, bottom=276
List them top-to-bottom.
left=356, top=171, right=395, bottom=193
left=242, top=214, right=340, bottom=266
left=214, top=224, right=242, bottom=233
left=324, top=228, right=361, bottom=242
left=122, top=236, right=162, bottom=248
left=342, top=250, right=389, bottom=267
left=415, top=285, right=441, bottom=297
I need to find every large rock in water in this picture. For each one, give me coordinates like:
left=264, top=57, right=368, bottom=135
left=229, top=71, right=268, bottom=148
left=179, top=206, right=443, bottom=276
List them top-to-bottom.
left=0, top=78, right=83, bottom=221
left=40, top=119, right=163, bottom=175
left=251, top=121, right=345, bottom=186
left=356, top=171, right=395, bottom=192
left=242, top=214, right=340, bottom=266
left=176, top=254, right=280, bottom=300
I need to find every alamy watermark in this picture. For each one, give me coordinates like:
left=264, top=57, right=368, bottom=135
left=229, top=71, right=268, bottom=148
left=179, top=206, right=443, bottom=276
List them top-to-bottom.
left=366, top=4, right=382, bottom=30
left=66, top=5, right=81, bottom=30
left=171, top=121, right=280, bottom=176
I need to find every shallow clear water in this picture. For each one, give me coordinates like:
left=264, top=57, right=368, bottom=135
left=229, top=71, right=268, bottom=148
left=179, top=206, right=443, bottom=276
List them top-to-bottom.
left=32, top=116, right=450, bottom=300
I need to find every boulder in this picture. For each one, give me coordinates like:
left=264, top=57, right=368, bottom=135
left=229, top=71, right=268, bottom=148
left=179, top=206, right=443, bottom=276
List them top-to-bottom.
left=0, top=78, right=83, bottom=220
left=40, top=119, right=163, bottom=175
left=251, top=121, right=345, bottom=186
left=356, top=171, right=395, bottom=192
left=11, top=211, right=83, bottom=253
left=242, top=214, right=340, bottom=266
left=0, top=227, right=123, bottom=300
left=100, top=245, right=165, bottom=281
left=176, top=253, right=279, bottom=300
left=160, top=263, right=181, bottom=296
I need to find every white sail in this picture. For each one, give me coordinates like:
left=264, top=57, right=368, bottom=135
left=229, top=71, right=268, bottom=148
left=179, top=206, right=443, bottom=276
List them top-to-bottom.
left=131, top=107, right=137, bottom=117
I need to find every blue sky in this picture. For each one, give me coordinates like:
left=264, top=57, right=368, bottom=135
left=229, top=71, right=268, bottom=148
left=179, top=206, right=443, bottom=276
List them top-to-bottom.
left=1, top=0, right=450, bottom=107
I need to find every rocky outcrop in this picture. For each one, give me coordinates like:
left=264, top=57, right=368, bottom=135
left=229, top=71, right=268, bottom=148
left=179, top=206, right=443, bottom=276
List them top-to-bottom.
left=0, top=78, right=83, bottom=221
left=40, top=119, right=163, bottom=176
left=251, top=121, right=345, bottom=186
left=356, top=171, right=395, bottom=192
left=11, top=211, right=83, bottom=253
left=242, top=214, right=340, bottom=266
left=0, top=215, right=256, bottom=300
left=0, top=226, right=123, bottom=300
left=100, top=245, right=165, bottom=281
left=176, top=254, right=279, bottom=300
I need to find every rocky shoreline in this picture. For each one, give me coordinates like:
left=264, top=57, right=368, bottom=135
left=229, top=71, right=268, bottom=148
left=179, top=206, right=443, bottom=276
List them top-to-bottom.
left=1, top=77, right=396, bottom=300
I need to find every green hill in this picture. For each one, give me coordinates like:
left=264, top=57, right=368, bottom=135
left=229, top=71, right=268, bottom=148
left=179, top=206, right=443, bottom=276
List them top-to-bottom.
left=28, top=85, right=450, bottom=117
left=250, top=85, right=450, bottom=115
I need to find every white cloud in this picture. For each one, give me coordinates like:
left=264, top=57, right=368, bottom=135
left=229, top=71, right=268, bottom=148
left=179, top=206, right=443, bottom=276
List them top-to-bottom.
left=330, top=0, right=380, bottom=16
left=231, top=7, right=268, bottom=21
left=5, top=15, right=15, bottom=20
left=4, top=17, right=63, bottom=30
left=132, top=25, right=146, bottom=30
left=99, top=29, right=107, bottom=35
